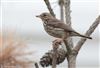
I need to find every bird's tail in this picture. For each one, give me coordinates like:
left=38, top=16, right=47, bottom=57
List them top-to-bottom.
left=73, top=32, right=92, bottom=39
left=79, top=34, right=92, bottom=39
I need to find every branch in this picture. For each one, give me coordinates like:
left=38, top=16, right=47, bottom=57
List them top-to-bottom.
left=44, top=0, right=55, bottom=17
left=58, top=0, right=64, bottom=22
left=63, top=0, right=73, bottom=53
left=64, top=0, right=71, bottom=25
left=73, top=16, right=100, bottom=52
left=52, top=41, right=60, bottom=68
left=35, top=63, right=39, bottom=68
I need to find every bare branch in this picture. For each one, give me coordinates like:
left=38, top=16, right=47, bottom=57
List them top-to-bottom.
left=44, top=0, right=55, bottom=17
left=58, top=0, right=64, bottom=22
left=63, top=0, right=73, bottom=52
left=64, top=0, right=71, bottom=25
left=73, top=15, right=100, bottom=52
left=52, top=41, right=60, bottom=68
left=67, top=54, right=77, bottom=68
left=35, top=63, right=39, bottom=68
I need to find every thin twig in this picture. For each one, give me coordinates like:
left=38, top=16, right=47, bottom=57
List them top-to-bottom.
left=44, top=0, right=55, bottom=17
left=58, top=0, right=64, bottom=22
left=64, top=0, right=71, bottom=25
left=73, top=15, right=100, bottom=52
left=35, top=63, right=39, bottom=68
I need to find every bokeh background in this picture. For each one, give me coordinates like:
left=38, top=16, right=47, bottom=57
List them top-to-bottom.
left=1, top=0, right=100, bottom=68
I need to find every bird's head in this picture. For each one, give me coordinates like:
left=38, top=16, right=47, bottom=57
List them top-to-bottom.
left=36, top=12, right=54, bottom=21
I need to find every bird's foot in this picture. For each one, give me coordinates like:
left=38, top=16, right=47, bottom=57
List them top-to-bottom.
left=53, top=38, right=63, bottom=45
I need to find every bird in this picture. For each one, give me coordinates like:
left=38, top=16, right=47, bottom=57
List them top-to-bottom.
left=36, top=12, right=92, bottom=43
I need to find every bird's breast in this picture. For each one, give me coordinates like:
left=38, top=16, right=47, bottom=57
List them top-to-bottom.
left=43, top=24, right=65, bottom=38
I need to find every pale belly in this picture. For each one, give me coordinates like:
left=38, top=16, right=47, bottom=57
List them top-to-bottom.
left=43, top=24, right=65, bottom=38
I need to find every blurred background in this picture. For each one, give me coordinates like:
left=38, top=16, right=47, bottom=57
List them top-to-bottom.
left=1, top=0, right=100, bottom=68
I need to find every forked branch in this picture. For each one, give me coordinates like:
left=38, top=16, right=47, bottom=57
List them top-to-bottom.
left=73, top=16, right=100, bottom=52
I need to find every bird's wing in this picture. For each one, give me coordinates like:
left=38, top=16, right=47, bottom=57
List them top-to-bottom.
left=47, top=19, right=74, bottom=32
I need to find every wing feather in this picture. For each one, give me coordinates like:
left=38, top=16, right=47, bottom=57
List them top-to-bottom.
left=47, top=18, right=74, bottom=32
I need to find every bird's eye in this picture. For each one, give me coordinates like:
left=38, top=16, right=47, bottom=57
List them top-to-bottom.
left=43, top=14, right=47, bottom=17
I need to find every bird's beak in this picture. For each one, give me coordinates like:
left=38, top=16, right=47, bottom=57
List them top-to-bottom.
left=36, top=15, right=41, bottom=18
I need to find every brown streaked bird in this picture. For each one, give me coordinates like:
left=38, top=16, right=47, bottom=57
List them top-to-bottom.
left=36, top=12, right=92, bottom=43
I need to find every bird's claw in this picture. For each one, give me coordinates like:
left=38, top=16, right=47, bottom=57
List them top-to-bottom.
left=53, top=39, right=63, bottom=45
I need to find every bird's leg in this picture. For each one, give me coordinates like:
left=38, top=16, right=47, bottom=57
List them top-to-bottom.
left=52, top=33, right=69, bottom=47
left=53, top=33, right=68, bottom=45
left=52, top=38, right=62, bottom=49
left=53, top=38, right=63, bottom=45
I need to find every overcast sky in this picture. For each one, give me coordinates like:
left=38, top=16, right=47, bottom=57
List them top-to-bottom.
left=1, top=0, right=99, bottom=36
